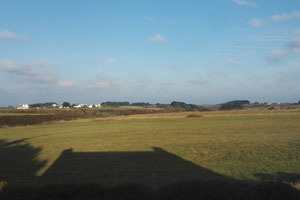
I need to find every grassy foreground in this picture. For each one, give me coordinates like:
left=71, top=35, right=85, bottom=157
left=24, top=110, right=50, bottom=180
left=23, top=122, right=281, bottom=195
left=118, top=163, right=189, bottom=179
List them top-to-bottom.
left=0, top=109, right=300, bottom=188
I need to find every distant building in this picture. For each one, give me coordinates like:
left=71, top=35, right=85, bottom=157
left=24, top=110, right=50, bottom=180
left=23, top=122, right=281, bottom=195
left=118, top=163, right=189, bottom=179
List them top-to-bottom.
left=16, top=104, right=29, bottom=110
left=74, top=104, right=83, bottom=109
left=87, top=104, right=93, bottom=108
left=94, top=104, right=101, bottom=108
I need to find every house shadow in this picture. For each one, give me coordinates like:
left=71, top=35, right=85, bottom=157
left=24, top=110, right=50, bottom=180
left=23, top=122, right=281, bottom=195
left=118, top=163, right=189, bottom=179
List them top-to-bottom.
left=0, top=138, right=232, bottom=187
left=2, top=138, right=300, bottom=188
left=0, top=139, right=47, bottom=185
left=1, top=139, right=300, bottom=199
left=41, top=147, right=231, bottom=187
left=254, top=172, right=300, bottom=184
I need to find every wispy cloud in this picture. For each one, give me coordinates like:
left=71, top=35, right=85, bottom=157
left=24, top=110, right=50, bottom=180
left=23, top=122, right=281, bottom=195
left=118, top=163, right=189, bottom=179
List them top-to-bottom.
left=232, top=0, right=257, bottom=8
left=250, top=11, right=300, bottom=28
left=271, top=11, right=300, bottom=22
left=145, top=16, right=154, bottom=22
left=249, top=18, right=264, bottom=27
left=0, top=29, right=26, bottom=40
left=294, top=30, right=300, bottom=36
left=149, top=34, right=166, bottom=42
left=266, top=34, right=300, bottom=62
left=289, top=37, right=300, bottom=54
left=289, top=37, right=300, bottom=48
left=267, top=50, right=288, bottom=62
left=99, top=58, right=116, bottom=64
left=0, top=59, right=74, bottom=88
left=0, top=59, right=55, bottom=84
left=228, top=59, right=240, bottom=65
left=166, top=66, right=183, bottom=71
left=188, top=73, right=210, bottom=85
left=87, top=75, right=125, bottom=89
left=138, top=75, right=153, bottom=84
left=57, top=80, right=76, bottom=87
left=87, top=81, right=110, bottom=89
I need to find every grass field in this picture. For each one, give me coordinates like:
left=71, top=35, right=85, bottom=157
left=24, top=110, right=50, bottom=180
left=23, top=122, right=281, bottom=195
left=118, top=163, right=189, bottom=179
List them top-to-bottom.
left=0, top=109, right=300, bottom=188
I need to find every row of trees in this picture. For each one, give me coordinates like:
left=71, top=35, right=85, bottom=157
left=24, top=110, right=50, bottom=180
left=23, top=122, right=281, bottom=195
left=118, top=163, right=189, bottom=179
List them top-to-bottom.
left=219, top=100, right=250, bottom=110
left=170, top=101, right=210, bottom=111
left=29, top=102, right=58, bottom=108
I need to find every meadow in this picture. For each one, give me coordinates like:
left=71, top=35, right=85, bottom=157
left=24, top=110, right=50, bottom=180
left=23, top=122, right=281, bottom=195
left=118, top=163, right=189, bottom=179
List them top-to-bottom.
left=0, top=108, right=300, bottom=191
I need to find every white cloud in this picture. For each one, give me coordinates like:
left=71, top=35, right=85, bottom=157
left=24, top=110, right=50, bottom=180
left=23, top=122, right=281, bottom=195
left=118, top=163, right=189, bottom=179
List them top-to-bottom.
left=232, top=0, right=257, bottom=8
left=250, top=11, right=300, bottom=28
left=271, top=11, right=300, bottom=22
left=145, top=16, right=154, bottom=22
left=249, top=18, right=264, bottom=27
left=0, top=29, right=26, bottom=40
left=294, top=30, right=300, bottom=36
left=149, top=34, right=166, bottom=42
left=265, top=36, right=300, bottom=62
left=289, top=37, right=300, bottom=54
left=289, top=37, right=300, bottom=48
left=292, top=48, right=300, bottom=54
left=267, top=50, right=288, bottom=62
left=99, top=58, right=116, bottom=64
left=0, top=59, right=74, bottom=88
left=0, top=59, right=15, bottom=71
left=228, top=59, right=239, bottom=65
left=166, top=66, right=183, bottom=71
left=188, top=73, right=210, bottom=85
left=87, top=75, right=125, bottom=89
left=138, top=75, right=153, bottom=84
left=188, top=79, right=209, bottom=85
left=57, top=80, right=76, bottom=87
left=87, top=81, right=110, bottom=89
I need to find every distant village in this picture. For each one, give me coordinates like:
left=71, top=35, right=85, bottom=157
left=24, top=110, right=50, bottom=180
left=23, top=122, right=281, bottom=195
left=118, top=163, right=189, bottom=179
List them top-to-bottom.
left=13, top=100, right=300, bottom=110
left=16, top=103, right=102, bottom=110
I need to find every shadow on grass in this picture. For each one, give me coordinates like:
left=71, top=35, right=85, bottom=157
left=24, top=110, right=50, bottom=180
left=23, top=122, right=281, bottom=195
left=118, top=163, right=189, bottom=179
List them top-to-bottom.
left=0, top=139, right=300, bottom=199
left=0, top=139, right=47, bottom=185
left=41, top=147, right=230, bottom=186
left=254, top=172, right=300, bottom=184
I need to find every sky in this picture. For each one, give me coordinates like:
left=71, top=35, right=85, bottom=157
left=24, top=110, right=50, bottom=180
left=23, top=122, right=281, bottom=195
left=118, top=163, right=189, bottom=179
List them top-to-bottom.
left=0, top=0, right=300, bottom=106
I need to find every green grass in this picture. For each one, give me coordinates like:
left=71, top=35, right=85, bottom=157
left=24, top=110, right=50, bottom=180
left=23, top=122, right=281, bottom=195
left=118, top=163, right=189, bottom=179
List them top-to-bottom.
left=0, top=109, right=300, bottom=187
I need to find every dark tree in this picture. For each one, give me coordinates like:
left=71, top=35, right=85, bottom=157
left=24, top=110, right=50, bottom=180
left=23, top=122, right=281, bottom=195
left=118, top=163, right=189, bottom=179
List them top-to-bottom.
left=219, top=100, right=250, bottom=110
left=225, top=100, right=250, bottom=105
left=101, top=101, right=130, bottom=107
left=170, top=101, right=209, bottom=111
left=62, top=102, right=70, bottom=108
left=131, top=102, right=151, bottom=107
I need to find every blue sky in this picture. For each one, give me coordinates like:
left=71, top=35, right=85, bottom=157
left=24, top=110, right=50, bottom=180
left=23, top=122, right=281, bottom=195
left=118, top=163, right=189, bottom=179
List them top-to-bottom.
left=0, top=0, right=300, bottom=106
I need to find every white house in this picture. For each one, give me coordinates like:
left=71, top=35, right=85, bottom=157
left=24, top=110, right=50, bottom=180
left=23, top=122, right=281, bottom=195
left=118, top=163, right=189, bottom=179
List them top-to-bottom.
left=16, top=104, right=29, bottom=110
left=74, top=104, right=83, bottom=108
left=94, top=104, right=102, bottom=108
